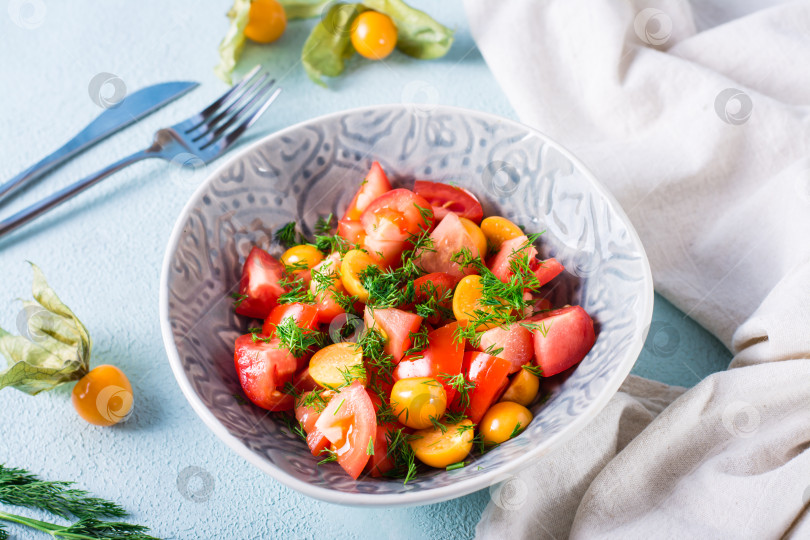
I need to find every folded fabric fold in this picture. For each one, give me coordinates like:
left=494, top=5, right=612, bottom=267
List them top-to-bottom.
left=466, top=0, right=810, bottom=537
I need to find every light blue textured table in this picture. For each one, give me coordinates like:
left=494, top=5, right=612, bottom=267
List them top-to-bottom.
left=0, top=2, right=731, bottom=538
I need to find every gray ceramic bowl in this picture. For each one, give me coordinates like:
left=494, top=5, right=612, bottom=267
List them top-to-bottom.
left=159, top=105, right=653, bottom=506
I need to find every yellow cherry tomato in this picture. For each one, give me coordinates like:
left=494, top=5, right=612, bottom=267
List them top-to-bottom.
left=244, top=0, right=287, bottom=44
left=350, top=11, right=398, bottom=60
left=480, top=216, right=523, bottom=251
left=459, top=217, right=487, bottom=259
left=281, top=244, right=325, bottom=271
left=340, top=249, right=377, bottom=302
left=452, top=274, right=485, bottom=325
left=308, top=342, right=365, bottom=389
left=71, top=365, right=133, bottom=427
left=500, top=369, right=540, bottom=406
left=390, top=377, right=447, bottom=429
left=479, top=402, right=533, bottom=445
left=410, top=419, right=474, bottom=468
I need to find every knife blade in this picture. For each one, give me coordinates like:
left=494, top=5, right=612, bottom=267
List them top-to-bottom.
left=0, top=80, right=199, bottom=203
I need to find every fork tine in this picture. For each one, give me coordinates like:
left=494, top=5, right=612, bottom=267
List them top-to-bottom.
left=182, top=65, right=263, bottom=133
left=191, top=73, right=271, bottom=142
left=197, top=80, right=277, bottom=148
left=204, top=87, right=281, bottom=152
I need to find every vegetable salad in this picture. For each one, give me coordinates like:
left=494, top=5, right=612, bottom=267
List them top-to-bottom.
left=231, top=162, right=596, bottom=481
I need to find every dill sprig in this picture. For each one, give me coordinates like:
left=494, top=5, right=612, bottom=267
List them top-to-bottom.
left=357, top=204, right=435, bottom=310
left=313, top=214, right=354, bottom=255
left=276, top=222, right=304, bottom=249
left=450, top=234, right=548, bottom=347
left=310, top=261, right=359, bottom=316
left=277, top=274, right=315, bottom=305
left=414, top=282, right=454, bottom=321
left=229, top=292, right=247, bottom=308
left=274, top=317, right=325, bottom=358
left=402, top=326, right=430, bottom=358
left=358, top=328, right=395, bottom=394
left=483, top=342, right=505, bottom=357
left=522, top=364, right=544, bottom=377
left=441, top=372, right=475, bottom=410
left=296, top=388, right=332, bottom=413
left=383, top=429, right=419, bottom=484
left=317, top=447, right=339, bottom=466
left=0, top=465, right=158, bottom=539
left=0, top=466, right=126, bottom=520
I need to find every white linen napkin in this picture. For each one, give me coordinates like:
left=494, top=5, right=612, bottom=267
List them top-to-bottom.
left=464, top=1, right=810, bottom=537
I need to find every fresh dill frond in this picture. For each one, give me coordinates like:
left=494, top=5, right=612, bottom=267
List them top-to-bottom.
left=276, top=222, right=303, bottom=249
left=230, top=292, right=248, bottom=308
left=274, top=317, right=325, bottom=358
left=403, top=326, right=430, bottom=358
left=522, top=364, right=544, bottom=377
left=441, top=372, right=475, bottom=410
left=383, top=429, right=419, bottom=485
left=317, top=448, right=338, bottom=465
left=0, top=465, right=127, bottom=520
left=0, top=466, right=157, bottom=539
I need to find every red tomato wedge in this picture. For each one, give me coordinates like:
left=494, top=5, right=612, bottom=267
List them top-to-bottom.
left=343, top=161, right=393, bottom=221
left=413, top=180, right=484, bottom=224
left=360, top=189, right=433, bottom=267
left=416, top=213, right=481, bottom=279
left=337, top=218, right=366, bottom=245
left=488, top=235, right=537, bottom=284
left=488, top=236, right=565, bottom=288
left=235, top=247, right=287, bottom=319
left=309, top=253, right=346, bottom=324
left=530, top=258, right=565, bottom=287
left=413, top=272, right=458, bottom=325
left=261, top=302, right=320, bottom=335
left=364, top=306, right=424, bottom=364
left=529, top=306, right=595, bottom=377
left=394, top=322, right=464, bottom=403
left=477, top=323, right=534, bottom=373
left=234, top=334, right=297, bottom=411
left=455, top=351, right=511, bottom=423
left=292, top=367, right=319, bottom=394
left=314, top=381, right=376, bottom=479
left=295, top=391, right=332, bottom=457
left=365, top=393, right=396, bottom=477
left=367, top=422, right=397, bottom=477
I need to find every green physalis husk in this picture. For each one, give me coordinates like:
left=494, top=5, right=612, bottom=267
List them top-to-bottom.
left=214, top=0, right=454, bottom=86
left=0, top=264, right=91, bottom=395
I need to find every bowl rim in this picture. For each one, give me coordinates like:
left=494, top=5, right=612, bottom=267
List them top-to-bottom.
left=159, top=103, right=654, bottom=507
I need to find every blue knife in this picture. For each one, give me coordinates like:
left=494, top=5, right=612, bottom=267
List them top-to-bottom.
left=0, top=80, right=198, bottom=203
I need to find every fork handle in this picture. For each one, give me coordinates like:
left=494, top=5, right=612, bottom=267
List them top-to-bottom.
left=0, top=149, right=154, bottom=239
